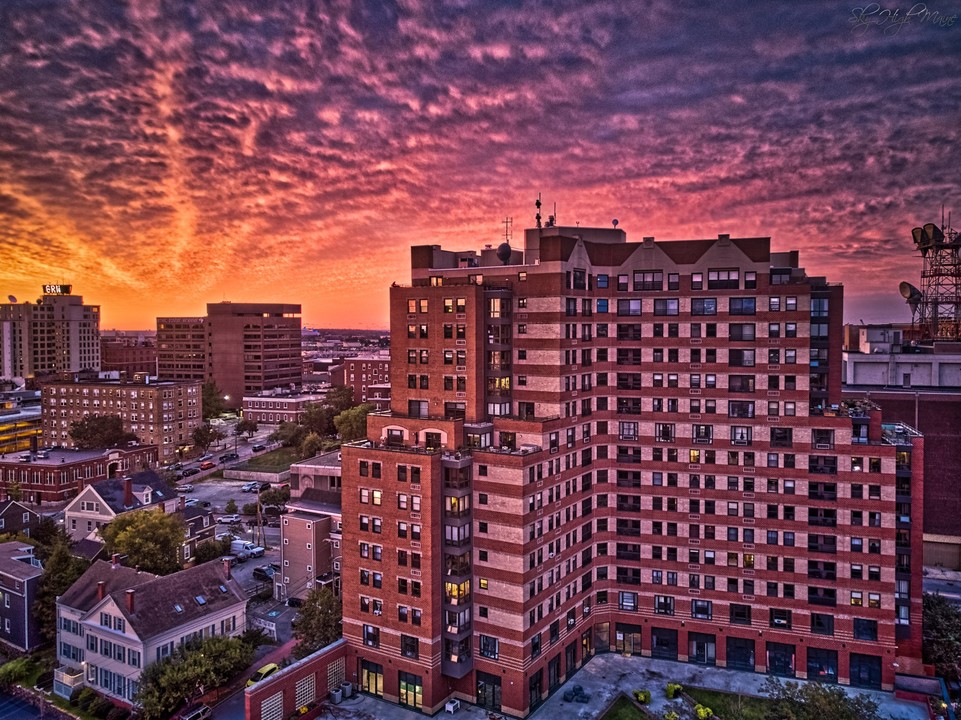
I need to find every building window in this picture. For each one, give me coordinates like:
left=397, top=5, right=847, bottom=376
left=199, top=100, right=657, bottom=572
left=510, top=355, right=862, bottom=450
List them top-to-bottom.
left=401, top=634, right=419, bottom=658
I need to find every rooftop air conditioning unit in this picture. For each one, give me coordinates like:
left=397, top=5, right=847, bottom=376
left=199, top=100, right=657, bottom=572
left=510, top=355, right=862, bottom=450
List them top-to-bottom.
left=815, top=443, right=831, bottom=450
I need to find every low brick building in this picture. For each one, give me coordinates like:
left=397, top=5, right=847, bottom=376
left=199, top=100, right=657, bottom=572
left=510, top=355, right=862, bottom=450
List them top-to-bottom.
left=0, top=446, right=158, bottom=504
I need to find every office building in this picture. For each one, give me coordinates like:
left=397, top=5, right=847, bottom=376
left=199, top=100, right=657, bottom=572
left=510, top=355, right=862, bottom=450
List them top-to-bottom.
left=340, top=224, right=923, bottom=716
left=0, top=285, right=100, bottom=381
left=157, top=302, right=302, bottom=409
left=100, top=336, right=158, bottom=376
left=40, top=373, right=202, bottom=462
left=241, top=390, right=327, bottom=425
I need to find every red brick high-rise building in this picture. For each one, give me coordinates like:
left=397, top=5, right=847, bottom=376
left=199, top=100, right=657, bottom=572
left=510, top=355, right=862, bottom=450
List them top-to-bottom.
left=340, top=225, right=923, bottom=716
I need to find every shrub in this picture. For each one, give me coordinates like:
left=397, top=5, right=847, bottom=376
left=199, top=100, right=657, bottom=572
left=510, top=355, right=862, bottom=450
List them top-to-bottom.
left=225, top=499, right=238, bottom=514
left=242, top=502, right=259, bottom=516
left=0, top=657, right=33, bottom=688
left=35, top=669, right=54, bottom=689
left=666, top=683, right=683, bottom=699
left=69, top=686, right=84, bottom=706
left=76, top=687, right=98, bottom=710
left=633, top=689, right=652, bottom=704
left=89, top=696, right=114, bottom=718
left=694, top=704, right=713, bottom=720
left=106, top=708, right=130, bottom=720
left=664, top=712, right=680, bottom=720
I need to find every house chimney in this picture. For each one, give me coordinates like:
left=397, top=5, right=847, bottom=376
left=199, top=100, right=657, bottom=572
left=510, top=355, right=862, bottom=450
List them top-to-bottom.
left=124, top=477, right=133, bottom=507
left=180, top=495, right=185, bottom=511
left=111, top=553, right=120, bottom=568
left=222, top=557, right=232, bottom=581
left=97, top=581, right=106, bottom=600
left=126, top=589, right=135, bottom=613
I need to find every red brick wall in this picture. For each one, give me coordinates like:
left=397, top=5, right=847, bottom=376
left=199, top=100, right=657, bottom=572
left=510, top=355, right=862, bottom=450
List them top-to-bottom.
left=244, top=639, right=349, bottom=720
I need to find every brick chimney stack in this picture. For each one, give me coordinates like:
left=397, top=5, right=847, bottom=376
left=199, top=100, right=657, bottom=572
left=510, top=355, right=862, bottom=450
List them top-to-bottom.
left=124, top=476, right=133, bottom=506
left=222, top=556, right=232, bottom=580
left=97, top=581, right=105, bottom=600
left=126, top=589, right=135, bottom=613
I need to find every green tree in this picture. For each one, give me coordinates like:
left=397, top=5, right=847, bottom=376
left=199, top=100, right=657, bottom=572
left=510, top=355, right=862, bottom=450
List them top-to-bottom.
left=201, top=381, right=225, bottom=420
left=326, top=386, right=355, bottom=414
left=301, top=402, right=336, bottom=436
left=334, top=403, right=373, bottom=442
left=69, top=415, right=139, bottom=449
left=234, top=418, right=259, bottom=438
left=270, top=421, right=307, bottom=448
left=191, top=423, right=225, bottom=453
left=300, top=431, right=324, bottom=459
left=4, top=481, right=22, bottom=502
left=260, top=486, right=290, bottom=507
left=225, top=498, right=238, bottom=514
left=100, top=510, right=187, bottom=575
left=193, top=538, right=232, bottom=565
left=34, top=541, right=90, bottom=643
left=292, top=586, right=342, bottom=659
left=924, top=592, right=961, bottom=681
left=136, top=635, right=254, bottom=720
left=761, top=677, right=882, bottom=720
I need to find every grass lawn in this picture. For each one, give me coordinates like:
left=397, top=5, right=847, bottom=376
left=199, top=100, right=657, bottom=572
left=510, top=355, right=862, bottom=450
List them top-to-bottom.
left=238, top=446, right=301, bottom=472
left=685, top=687, right=773, bottom=720
left=601, top=695, right=649, bottom=720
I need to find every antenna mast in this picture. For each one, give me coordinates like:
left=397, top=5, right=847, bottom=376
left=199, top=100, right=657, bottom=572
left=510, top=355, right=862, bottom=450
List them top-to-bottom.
left=502, top=216, right=513, bottom=244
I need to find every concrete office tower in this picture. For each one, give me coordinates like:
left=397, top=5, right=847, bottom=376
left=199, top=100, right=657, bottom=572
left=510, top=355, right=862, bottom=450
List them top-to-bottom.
left=340, top=223, right=923, bottom=717
left=0, top=285, right=100, bottom=381
left=157, top=302, right=302, bottom=408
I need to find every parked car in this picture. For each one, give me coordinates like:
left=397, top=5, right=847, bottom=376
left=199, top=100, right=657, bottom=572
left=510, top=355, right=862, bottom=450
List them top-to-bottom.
left=251, top=444, right=267, bottom=452
left=220, top=452, right=239, bottom=462
left=198, top=454, right=213, bottom=462
left=199, top=461, right=216, bottom=470
left=167, top=462, right=184, bottom=471
left=182, top=467, right=201, bottom=477
left=241, top=481, right=259, bottom=493
left=259, top=482, right=271, bottom=492
left=176, top=483, right=194, bottom=493
left=184, top=498, right=199, bottom=508
left=218, top=514, right=241, bottom=524
left=266, top=518, right=281, bottom=528
left=252, top=564, right=280, bottom=583
left=286, top=597, right=303, bottom=608
left=247, top=663, right=280, bottom=687
left=175, top=704, right=211, bottom=720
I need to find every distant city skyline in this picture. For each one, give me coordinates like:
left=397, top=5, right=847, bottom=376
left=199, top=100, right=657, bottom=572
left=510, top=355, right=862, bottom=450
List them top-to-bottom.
left=1, top=1, right=958, bottom=329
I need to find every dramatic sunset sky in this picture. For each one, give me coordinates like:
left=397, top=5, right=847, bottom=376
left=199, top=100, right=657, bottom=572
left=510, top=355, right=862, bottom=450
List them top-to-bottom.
left=1, top=1, right=959, bottom=329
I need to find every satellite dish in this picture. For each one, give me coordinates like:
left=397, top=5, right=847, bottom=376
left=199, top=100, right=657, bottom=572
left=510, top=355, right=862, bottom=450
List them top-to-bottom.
left=612, top=219, right=619, bottom=228
left=923, top=223, right=944, bottom=244
left=496, top=242, right=512, bottom=265
left=899, top=281, right=921, bottom=300
left=899, top=281, right=923, bottom=316
left=7, top=295, right=15, bottom=303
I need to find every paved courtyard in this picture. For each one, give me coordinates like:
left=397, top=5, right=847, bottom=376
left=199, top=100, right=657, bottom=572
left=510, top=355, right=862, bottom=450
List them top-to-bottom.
left=305, top=653, right=928, bottom=720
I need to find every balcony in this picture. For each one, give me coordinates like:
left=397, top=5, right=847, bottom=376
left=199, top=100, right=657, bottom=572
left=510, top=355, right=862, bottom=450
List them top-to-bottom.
left=54, top=666, right=85, bottom=700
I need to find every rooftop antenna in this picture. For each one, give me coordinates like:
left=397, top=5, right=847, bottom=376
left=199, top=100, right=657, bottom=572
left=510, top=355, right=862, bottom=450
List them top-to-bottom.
left=535, top=194, right=542, bottom=229
left=502, top=216, right=513, bottom=244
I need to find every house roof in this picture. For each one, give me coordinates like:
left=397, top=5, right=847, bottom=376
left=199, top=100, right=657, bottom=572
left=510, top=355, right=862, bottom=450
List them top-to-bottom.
left=88, top=469, right=177, bottom=514
left=0, top=500, right=40, bottom=521
left=72, top=539, right=107, bottom=562
left=0, top=541, right=43, bottom=582
left=59, top=559, right=157, bottom=612
left=108, top=561, right=246, bottom=641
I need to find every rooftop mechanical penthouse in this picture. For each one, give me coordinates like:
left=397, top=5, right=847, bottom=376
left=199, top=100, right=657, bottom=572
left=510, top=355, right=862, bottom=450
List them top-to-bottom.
left=340, top=222, right=923, bottom=717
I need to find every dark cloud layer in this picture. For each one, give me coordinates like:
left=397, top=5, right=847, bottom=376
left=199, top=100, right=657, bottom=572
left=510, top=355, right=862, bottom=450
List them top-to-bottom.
left=0, top=0, right=959, bottom=327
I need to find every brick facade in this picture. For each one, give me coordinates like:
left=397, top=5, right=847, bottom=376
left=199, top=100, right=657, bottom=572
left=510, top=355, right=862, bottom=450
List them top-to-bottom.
left=338, top=227, right=923, bottom=716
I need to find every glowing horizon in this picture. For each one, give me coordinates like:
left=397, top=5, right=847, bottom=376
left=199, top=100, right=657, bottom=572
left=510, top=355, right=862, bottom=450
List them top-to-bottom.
left=1, top=2, right=958, bottom=330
